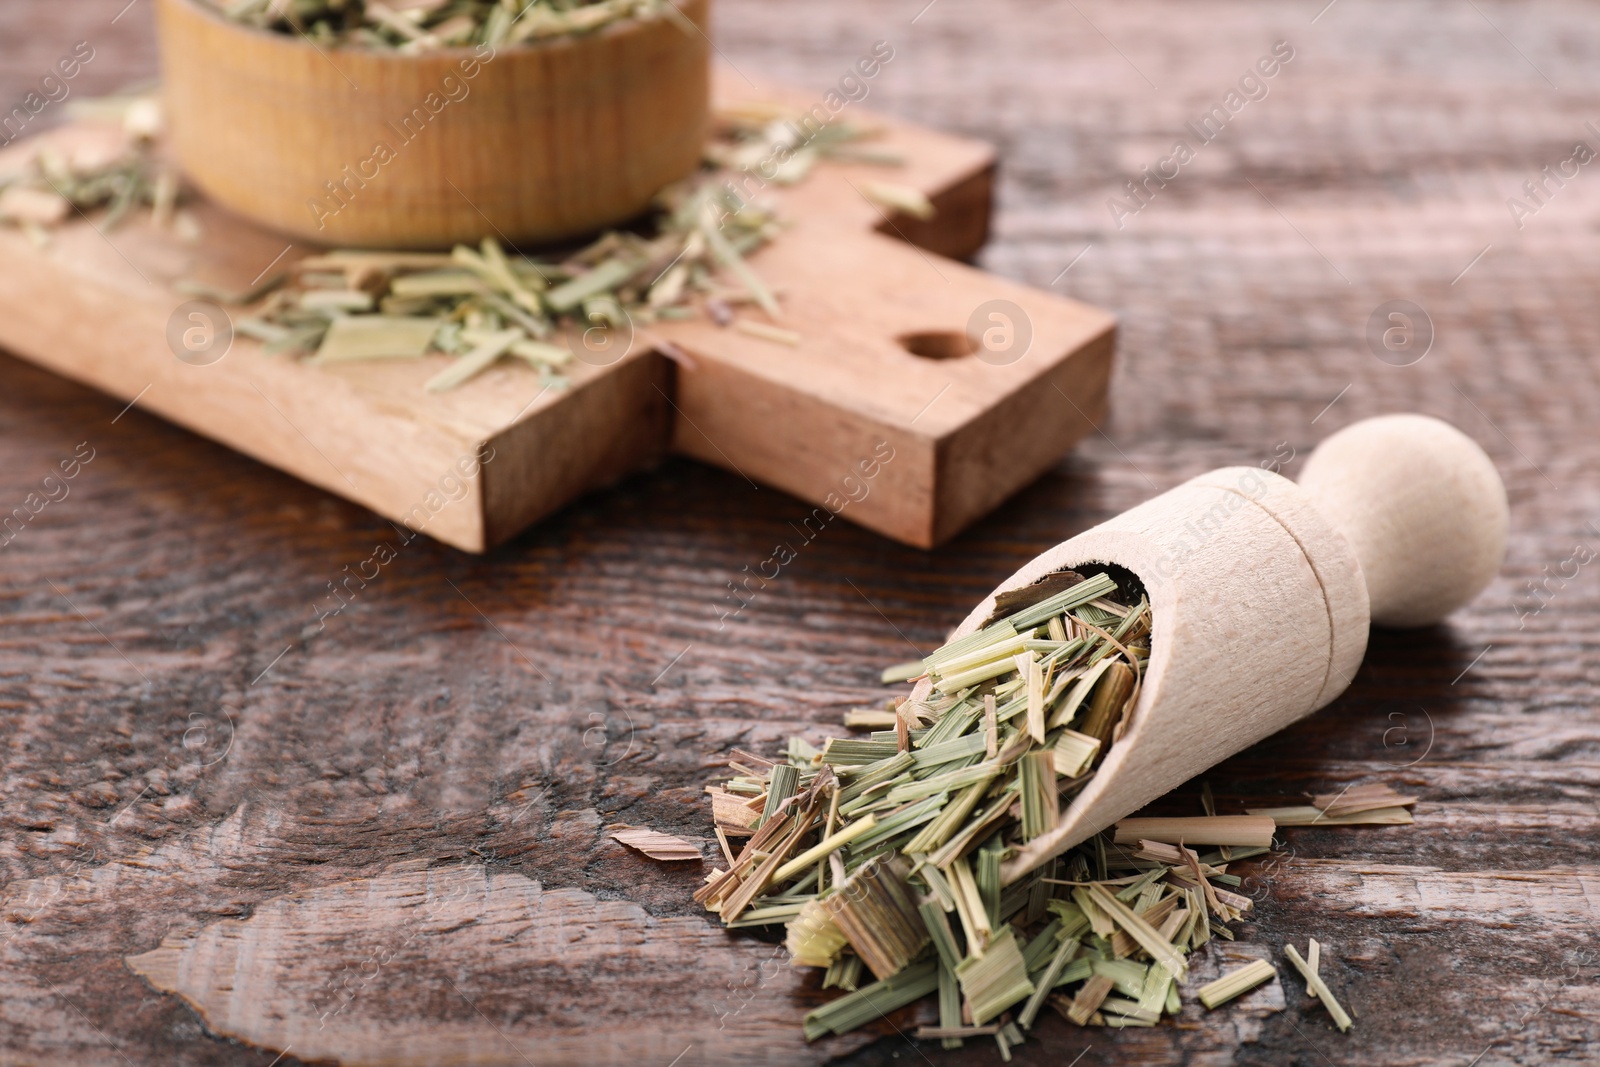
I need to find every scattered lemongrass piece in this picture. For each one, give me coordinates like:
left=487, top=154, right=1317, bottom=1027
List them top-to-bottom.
left=862, top=180, right=936, bottom=220
left=700, top=211, right=780, bottom=317
left=299, top=289, right=375, bottom=312
left=312, top=316, right=439, bottom=363
left=734, top=319, right=802, bottom=346
left=424, top=328, right=521, bottom=392
left=507, top=339, right=573, bottom=367
left=1023, top=651, right=1045, bottom=744
left=1047, top=658, right=1116, bottom=729
left=880, top=660, right=924, bottom=684
left=1077, top=660, right=1135, bottom=751
left=844, top=707, right=900, bottom=730
left=1053, top=729, right=1100, bottom=778
left=1018, top=751, right=1057, bottom=841
left=761, top=764, right=801, bottom=826
left=1312, top=784, right=1419, bottom=817
left=708, top=787, right=762, bottom=833
left=1248, top=804, right=1414, bottom=826
left=771, top=813, right=879, bottom=884
left=1112, top=815, right=1277, bottom=848
left=714, top=825, right=736, bottom=867
left=1133, top=840, right=1226, bottom=874
left=824, top=857, right=929, bottom=980
left=1087, top=884, right=1187, bottom=980
left=1111, top=895, right=1180, bottom=958
left=785, top=898, right=849, bottom=968
left=955, top=926, right=1035, bottom=1025
left=1018, top=935, right=1080, bottom=1029
left=1285, top=940, right=1354, bottom=1032
left=823, top=953, right=863, bottom=992
left=1088, top=957, right=1148, bottom=998
left=1197, top=959, right=1276, bottom=1009
left=802, top=960, right=939, bottom=1041
left=1100, top=995, right=1159, bottom=1023
left=915, top=1024, right=1001, bottom=1040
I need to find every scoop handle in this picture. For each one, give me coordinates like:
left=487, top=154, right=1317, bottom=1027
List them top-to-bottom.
left=1297, top=414, right=1509, bottom=628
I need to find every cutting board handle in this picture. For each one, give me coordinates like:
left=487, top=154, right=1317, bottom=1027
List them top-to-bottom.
left=1299, top=414, right=1508, bottom=628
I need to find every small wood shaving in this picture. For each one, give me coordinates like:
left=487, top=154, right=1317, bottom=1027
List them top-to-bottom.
left=1251, top=783, right=1418, bottom=825
left=1312, top=783, right=1418, bottom=817
left=1248, top=805, right=1414, bottom=826
left=608, top=826, right=703, bottom=862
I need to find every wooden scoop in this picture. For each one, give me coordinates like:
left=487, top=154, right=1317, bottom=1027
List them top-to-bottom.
left=905, top=414, right=1510, bottom=885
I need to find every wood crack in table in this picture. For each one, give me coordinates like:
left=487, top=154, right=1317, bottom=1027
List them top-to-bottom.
left=2, top=1, right=1598, bottom=1065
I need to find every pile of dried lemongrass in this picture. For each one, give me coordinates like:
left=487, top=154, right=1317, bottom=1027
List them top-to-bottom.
left=204, top=0, right=677, bottom=51
left=2, top=87, right=912, bottom=392
left=0, top=95, right=174, bottom=241
left=709, top=102, right=910, bottom=190
left=234, top=112, right=909, bottom=391
left=235, top=177, right=780, bottom=392
left=699, top=570, right=1390, bottom=1054
left=702, top=571, right=1168, bottom=1048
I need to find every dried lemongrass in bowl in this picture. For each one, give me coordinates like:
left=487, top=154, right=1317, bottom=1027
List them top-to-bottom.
left=201, top=0, right=682, bottom=52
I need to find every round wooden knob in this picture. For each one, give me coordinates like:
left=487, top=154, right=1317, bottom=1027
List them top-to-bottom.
left=1298, top=414, right=1508, bottom=628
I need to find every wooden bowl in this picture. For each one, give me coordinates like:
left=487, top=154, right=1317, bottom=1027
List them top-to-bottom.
left=155, top=0, right=709, bottom=248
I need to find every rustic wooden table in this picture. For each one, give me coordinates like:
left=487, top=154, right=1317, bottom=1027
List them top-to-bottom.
left=3, top=1, right=1596, bottom=1065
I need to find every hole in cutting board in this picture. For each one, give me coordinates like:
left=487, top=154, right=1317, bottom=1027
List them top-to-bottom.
left=898, top=330, right=976, bottom=360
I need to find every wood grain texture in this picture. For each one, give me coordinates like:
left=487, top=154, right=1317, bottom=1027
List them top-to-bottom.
left=156, top=0, right=712, bottom=247
left=3, top=1, right=1599, bottom=1065
left=125, top=863, right=863, bottom=1066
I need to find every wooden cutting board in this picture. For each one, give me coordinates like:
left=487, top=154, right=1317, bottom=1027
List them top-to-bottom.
left=0, top=71, right=1114, bottom=553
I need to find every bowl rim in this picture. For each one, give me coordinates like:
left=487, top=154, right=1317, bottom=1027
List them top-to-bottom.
left=164, top=0, right=705, bottom=62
